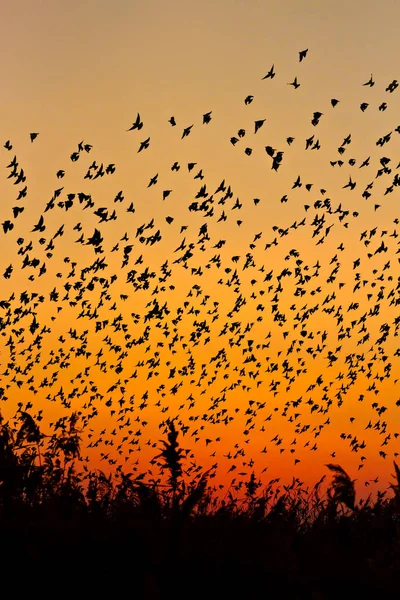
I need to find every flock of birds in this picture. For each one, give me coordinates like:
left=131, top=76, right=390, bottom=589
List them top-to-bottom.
left=1, top=48, right=399, bottom=491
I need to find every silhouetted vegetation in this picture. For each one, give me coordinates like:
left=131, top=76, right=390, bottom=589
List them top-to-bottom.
left=1, top=411, right=399, bottom=597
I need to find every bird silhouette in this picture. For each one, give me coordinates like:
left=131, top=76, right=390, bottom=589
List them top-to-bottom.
left=299, top=48, right=308, bottom=62
left=262, top=64, right=275, bottom=79
left=363, top=74, right=375, bottom=87
left=288, top=77, right=300, bottom=89
left=127, top=113, right=143, bottom=131
left=182, top=125, right=194, bottom=138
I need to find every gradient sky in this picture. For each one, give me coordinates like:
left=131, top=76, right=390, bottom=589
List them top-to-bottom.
left=0, top=0, right=399, bottom=500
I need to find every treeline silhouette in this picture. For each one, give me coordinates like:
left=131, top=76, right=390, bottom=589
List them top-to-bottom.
left=1, top=411, right=399, bottom=598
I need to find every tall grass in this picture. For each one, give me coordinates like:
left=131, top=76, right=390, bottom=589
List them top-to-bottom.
left=0, top=409, right=399, bottom=596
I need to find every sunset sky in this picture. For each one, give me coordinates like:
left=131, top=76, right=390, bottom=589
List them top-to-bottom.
left=0, top=0, right=399, bottom=500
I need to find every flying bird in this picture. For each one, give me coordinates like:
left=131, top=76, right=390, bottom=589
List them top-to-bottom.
left=299, top=48, right=308, bottom=62
left=262, top=65, right=275, bottom=80
left=363, top=74, right=374, bottom=87
left=288, top=77, right=300, bottom=89
left=127, top=113, right=143, bottom=131
left=254, top=119, right=266, bottom=134
left=182, top=125, right=194, bottom=139
left=138, top=137, right=151, bottom=152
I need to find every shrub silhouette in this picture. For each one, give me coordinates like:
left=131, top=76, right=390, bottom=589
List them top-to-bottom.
left=0, top=408, right=399, bottom=596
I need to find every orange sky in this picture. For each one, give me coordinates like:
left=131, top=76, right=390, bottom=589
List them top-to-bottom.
left=0, top=0, right=399, bottom=501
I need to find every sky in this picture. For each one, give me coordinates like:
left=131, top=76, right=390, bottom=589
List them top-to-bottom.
left=0, top=0, right=399, bottom=500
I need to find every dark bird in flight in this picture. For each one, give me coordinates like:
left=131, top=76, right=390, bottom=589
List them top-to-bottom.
left=299, top=48, right=308, bottom=62
left=262, top=65, right=275, bottom=79
left=363, top=74, right=374, bottom=87
left=288, top=77, right=300, bottom=89
left=386, top=79, right=398, bottom=93
left=244, top=95, right=254, bottom=105
left=331, top=99, right=340, bottom=107
left=360, top=103, right=369, bottom=112
left=203, top=112, right=212, bottom=124
left=311, top=112, right=323, bottom=126
left=127, top=113, right=143, bottom=131
left=169, top=116, right=176, bottom=126
left=254, top=119, right=265, bottom=134
left=182, top=125, right=193, bottom=139
left=30, top=132, right=39, bottom=142
left=138, top=137, right=150, bottom=153
left=4, top=140, right=12, bottom=150
left=265, top=146, right=275, bottom=157
left=272, top=152, right=283, bottom=171
left=148, top=173, right=158, bottom=187
left=292, top=175, right=302, bottom=188
left=343, top=175, right=356, bottom=190
left=12, top=206, right=24, bottom=219
left=32, top=215, right=45, bottom=232
left=2, top=220, right=14, bottom=233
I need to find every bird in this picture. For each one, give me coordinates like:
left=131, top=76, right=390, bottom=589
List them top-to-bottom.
left=299, top=48, right=308, bottom=62
left=262, top=65, right=275, bottom=79
left=363, top=74, right=374, bottom=87
left=288, top=77, right=300, bottom=89
left=386, top=79, right=398, bottom=93
left=244, top=95, right=254, bottom=105
left=203, top=112, right=212, bottom=124
left=311, top=112, right=323, bottom=126
left=127, top=113, right=143, bottom=131
left=169, top=116, right=176, bottom=126
left=254, top=119, right=265, bottom=134
left=182, top=125, right=193, bottom=139
left=30, top=132, right=39, bottom=142
left=138, top=137, right=150, bottom=152
left=147, top=173, right=158, bottom=187
left=292, top=175, right=302, bottom=188
left=343, top=175, right=356, bottom=190
left=32, top=215, right=45, bottom=232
